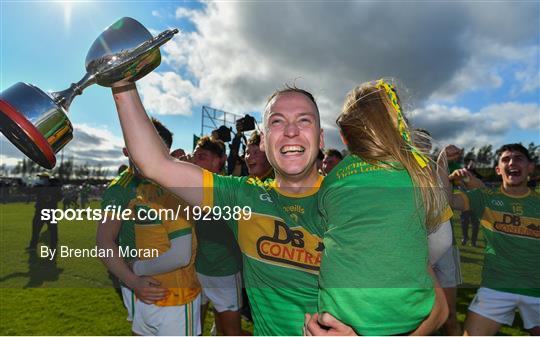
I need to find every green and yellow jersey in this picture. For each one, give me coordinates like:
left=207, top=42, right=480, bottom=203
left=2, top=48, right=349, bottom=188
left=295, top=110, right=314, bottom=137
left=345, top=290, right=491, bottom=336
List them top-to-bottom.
left=318, top=155, right=435, bottom=335
left=101, top=169, right=200, bottom=306
left=201, top=171, right=323, bottom=336
left=128, top=182, right=200, bottom=306
left=457, top=187, right=540, bottom=297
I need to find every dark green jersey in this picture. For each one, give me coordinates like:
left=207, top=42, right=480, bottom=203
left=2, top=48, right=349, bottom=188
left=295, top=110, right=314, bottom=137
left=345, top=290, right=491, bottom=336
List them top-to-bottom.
left=318, top=155, right=434, bottom=335
left=202, top=171, right=324, bottom=336
left=196, top=175, right=275, bottom=276
left=460, top=187, right=540, bottom=297
left=195, top=218, right=242, bottom=276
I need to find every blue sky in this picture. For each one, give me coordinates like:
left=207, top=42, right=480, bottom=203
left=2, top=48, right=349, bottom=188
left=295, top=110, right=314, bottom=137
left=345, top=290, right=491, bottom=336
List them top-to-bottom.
left=1, top=1, right=539, bottom=172
left=1, top=1, right=208, bottom=169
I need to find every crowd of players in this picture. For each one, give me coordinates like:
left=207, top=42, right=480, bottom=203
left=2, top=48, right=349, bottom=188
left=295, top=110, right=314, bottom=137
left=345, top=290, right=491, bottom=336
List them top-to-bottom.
left=26, top=79, right=538, bottom=335
left=100, top=79, right=538, bottom=336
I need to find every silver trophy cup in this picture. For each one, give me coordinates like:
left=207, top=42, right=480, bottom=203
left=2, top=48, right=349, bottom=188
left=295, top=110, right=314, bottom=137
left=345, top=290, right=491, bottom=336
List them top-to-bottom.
left=0, top=17, right=178, bottom=169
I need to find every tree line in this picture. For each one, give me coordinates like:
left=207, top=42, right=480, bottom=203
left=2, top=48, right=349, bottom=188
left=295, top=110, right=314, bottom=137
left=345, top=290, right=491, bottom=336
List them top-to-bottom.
left=1, top=142, right=538, bottom=182
left=430, top=142, right=540, bottom=182
left=433, top=142, right=539, bottom=168
left=4, top=157, right=110, bottom=181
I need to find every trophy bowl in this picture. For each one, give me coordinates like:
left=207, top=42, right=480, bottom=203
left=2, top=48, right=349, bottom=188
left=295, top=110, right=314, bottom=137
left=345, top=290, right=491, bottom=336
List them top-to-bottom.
left=0, top=17, right=178, bottom=169
left=86, top=17, right=162, bottom=86
left=0, top=82, right=72, bottom=169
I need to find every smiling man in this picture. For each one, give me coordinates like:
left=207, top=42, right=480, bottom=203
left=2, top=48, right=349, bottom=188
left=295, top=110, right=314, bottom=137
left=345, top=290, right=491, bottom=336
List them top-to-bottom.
left=110, top=83, right=446, bottom=335
left=111, top=85, right=324, bottom=335
left=260, top=89, right=323, bottom=187
left=439, top=143, right=540, bottom=335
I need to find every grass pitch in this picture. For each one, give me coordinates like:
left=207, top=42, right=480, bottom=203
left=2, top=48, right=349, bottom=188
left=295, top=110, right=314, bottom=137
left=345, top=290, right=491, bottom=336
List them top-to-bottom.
left=0, top=201, right=528, bottom=335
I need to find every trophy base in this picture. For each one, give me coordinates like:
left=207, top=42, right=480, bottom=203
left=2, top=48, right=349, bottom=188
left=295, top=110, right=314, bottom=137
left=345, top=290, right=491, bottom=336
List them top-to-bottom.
left=0, top=99, right=56, bottom=169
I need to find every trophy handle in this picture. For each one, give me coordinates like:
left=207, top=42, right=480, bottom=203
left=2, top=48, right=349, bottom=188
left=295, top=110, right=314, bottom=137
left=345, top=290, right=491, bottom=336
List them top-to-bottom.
left=52, top=72, right=96, bottom=110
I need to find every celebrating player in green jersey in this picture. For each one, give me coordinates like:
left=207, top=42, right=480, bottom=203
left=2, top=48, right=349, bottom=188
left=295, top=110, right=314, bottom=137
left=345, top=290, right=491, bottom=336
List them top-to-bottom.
left=109, top=82, right=447, bottom=335
left=97, top=119, right=202, bottom=335
left=439, top=143, right=540, bottom=335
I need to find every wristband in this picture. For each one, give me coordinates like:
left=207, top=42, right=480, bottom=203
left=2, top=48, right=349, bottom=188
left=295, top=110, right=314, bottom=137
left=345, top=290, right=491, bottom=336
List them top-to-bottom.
left=112, top=83, right=136, bottom=94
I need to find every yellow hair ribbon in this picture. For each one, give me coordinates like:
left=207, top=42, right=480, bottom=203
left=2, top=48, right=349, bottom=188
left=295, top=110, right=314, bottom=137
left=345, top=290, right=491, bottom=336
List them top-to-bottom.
left=375, top=79, right=429, bottom=168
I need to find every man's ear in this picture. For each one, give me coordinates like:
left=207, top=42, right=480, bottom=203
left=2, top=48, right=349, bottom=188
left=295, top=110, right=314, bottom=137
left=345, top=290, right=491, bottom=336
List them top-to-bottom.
left=319, top=128, right=325, bottom=149
left=122, top=147, right=129, bottom=158
left=495, top=164, right=502, bottom=177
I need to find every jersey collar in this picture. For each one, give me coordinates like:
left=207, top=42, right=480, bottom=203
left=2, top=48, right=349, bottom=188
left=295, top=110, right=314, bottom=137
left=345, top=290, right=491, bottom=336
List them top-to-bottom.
left=270, top=175, right=324, bottom=198
left=499, top=186, right=531, bottom=199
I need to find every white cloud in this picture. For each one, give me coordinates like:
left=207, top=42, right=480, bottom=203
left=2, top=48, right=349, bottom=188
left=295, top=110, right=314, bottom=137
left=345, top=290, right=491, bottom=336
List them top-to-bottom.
left=145, top=2, right=539, bottom=149
left=175, top=7, right=197, bottom=19
left=431, top=39, right=539, bottom=101
left=511, top=44, right=540, bottom=96
left=138, top=72, right=197, bottom=116
left=411, top=102, right=540, bottom=149
left=0, top=124, right=126, bottom=173
left=0, top=154, right=20, bottom=167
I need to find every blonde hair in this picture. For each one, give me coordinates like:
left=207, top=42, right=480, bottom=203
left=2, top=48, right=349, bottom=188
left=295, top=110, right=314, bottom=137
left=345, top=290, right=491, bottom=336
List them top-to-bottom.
left=337, top=80, right=445, bottom=230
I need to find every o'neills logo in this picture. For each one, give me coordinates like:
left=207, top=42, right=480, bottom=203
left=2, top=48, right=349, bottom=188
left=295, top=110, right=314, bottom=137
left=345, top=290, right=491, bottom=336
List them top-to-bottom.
left=256, top=221, right=323, bottom=272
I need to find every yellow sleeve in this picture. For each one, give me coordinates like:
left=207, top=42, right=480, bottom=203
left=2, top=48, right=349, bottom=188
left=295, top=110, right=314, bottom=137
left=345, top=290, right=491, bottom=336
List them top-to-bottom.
left=202, top=169, right=214, bottom=207
left=437, top=205, right=454, bottom=223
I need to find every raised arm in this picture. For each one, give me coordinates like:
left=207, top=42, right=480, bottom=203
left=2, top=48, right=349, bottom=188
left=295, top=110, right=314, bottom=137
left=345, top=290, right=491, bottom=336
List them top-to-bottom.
left=111, top=84, right=203, bottom=205
left=437, top=145, right=466, bottom=211
left=449, top=168, right=485, bottom=189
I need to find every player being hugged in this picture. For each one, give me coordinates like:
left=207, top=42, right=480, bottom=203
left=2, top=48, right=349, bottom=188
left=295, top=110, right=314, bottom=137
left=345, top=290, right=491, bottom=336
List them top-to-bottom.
left=314, top=79, right=447, bottom=335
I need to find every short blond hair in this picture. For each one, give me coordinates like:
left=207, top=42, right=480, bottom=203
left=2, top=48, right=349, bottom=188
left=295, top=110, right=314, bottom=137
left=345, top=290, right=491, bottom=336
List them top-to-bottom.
left=263, top=85, right=320, bottom=127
